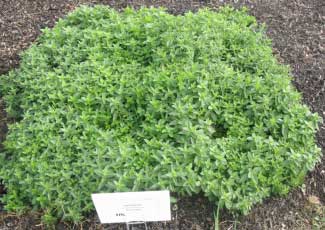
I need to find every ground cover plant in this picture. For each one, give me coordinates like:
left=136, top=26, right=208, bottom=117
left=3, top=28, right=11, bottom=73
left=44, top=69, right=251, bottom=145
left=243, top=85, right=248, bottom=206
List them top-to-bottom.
left=0, top=5, right=321, bottom=223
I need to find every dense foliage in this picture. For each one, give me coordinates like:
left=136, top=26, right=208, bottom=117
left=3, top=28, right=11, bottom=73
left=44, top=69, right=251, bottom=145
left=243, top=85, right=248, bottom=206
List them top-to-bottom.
left=0, top=6, right=321, bottom=222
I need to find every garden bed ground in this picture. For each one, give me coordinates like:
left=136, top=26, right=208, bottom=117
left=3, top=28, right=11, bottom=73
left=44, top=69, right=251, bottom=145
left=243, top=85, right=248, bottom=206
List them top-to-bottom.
left=0, top=0, right=324, bottom=229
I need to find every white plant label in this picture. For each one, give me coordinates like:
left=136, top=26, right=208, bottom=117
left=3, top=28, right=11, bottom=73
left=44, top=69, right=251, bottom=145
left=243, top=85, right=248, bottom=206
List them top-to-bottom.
left=91, top=190, right=171, bottom=224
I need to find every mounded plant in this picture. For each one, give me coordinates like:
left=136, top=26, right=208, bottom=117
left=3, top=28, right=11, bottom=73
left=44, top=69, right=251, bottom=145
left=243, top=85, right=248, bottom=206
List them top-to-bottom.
left=0, top=6, right=321, bottom=223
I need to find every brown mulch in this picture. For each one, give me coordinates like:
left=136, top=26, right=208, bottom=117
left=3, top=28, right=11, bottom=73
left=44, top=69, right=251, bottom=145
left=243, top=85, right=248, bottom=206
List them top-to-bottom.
left=0, top=0, right=324, bottom=229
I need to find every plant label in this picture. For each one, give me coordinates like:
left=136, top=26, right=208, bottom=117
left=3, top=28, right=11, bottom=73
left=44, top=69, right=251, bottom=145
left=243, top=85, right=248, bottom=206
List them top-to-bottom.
left=91, top=190, right=171, bottom=224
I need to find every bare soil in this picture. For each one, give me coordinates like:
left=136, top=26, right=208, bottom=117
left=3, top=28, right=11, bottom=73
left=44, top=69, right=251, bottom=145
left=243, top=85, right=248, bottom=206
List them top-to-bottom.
left=0, top=0, right=324, bottom=229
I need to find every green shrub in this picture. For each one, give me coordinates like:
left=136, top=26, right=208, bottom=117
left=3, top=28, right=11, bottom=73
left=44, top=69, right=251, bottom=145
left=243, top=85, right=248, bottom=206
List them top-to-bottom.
left=0, top=6, right=321, bottom=222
